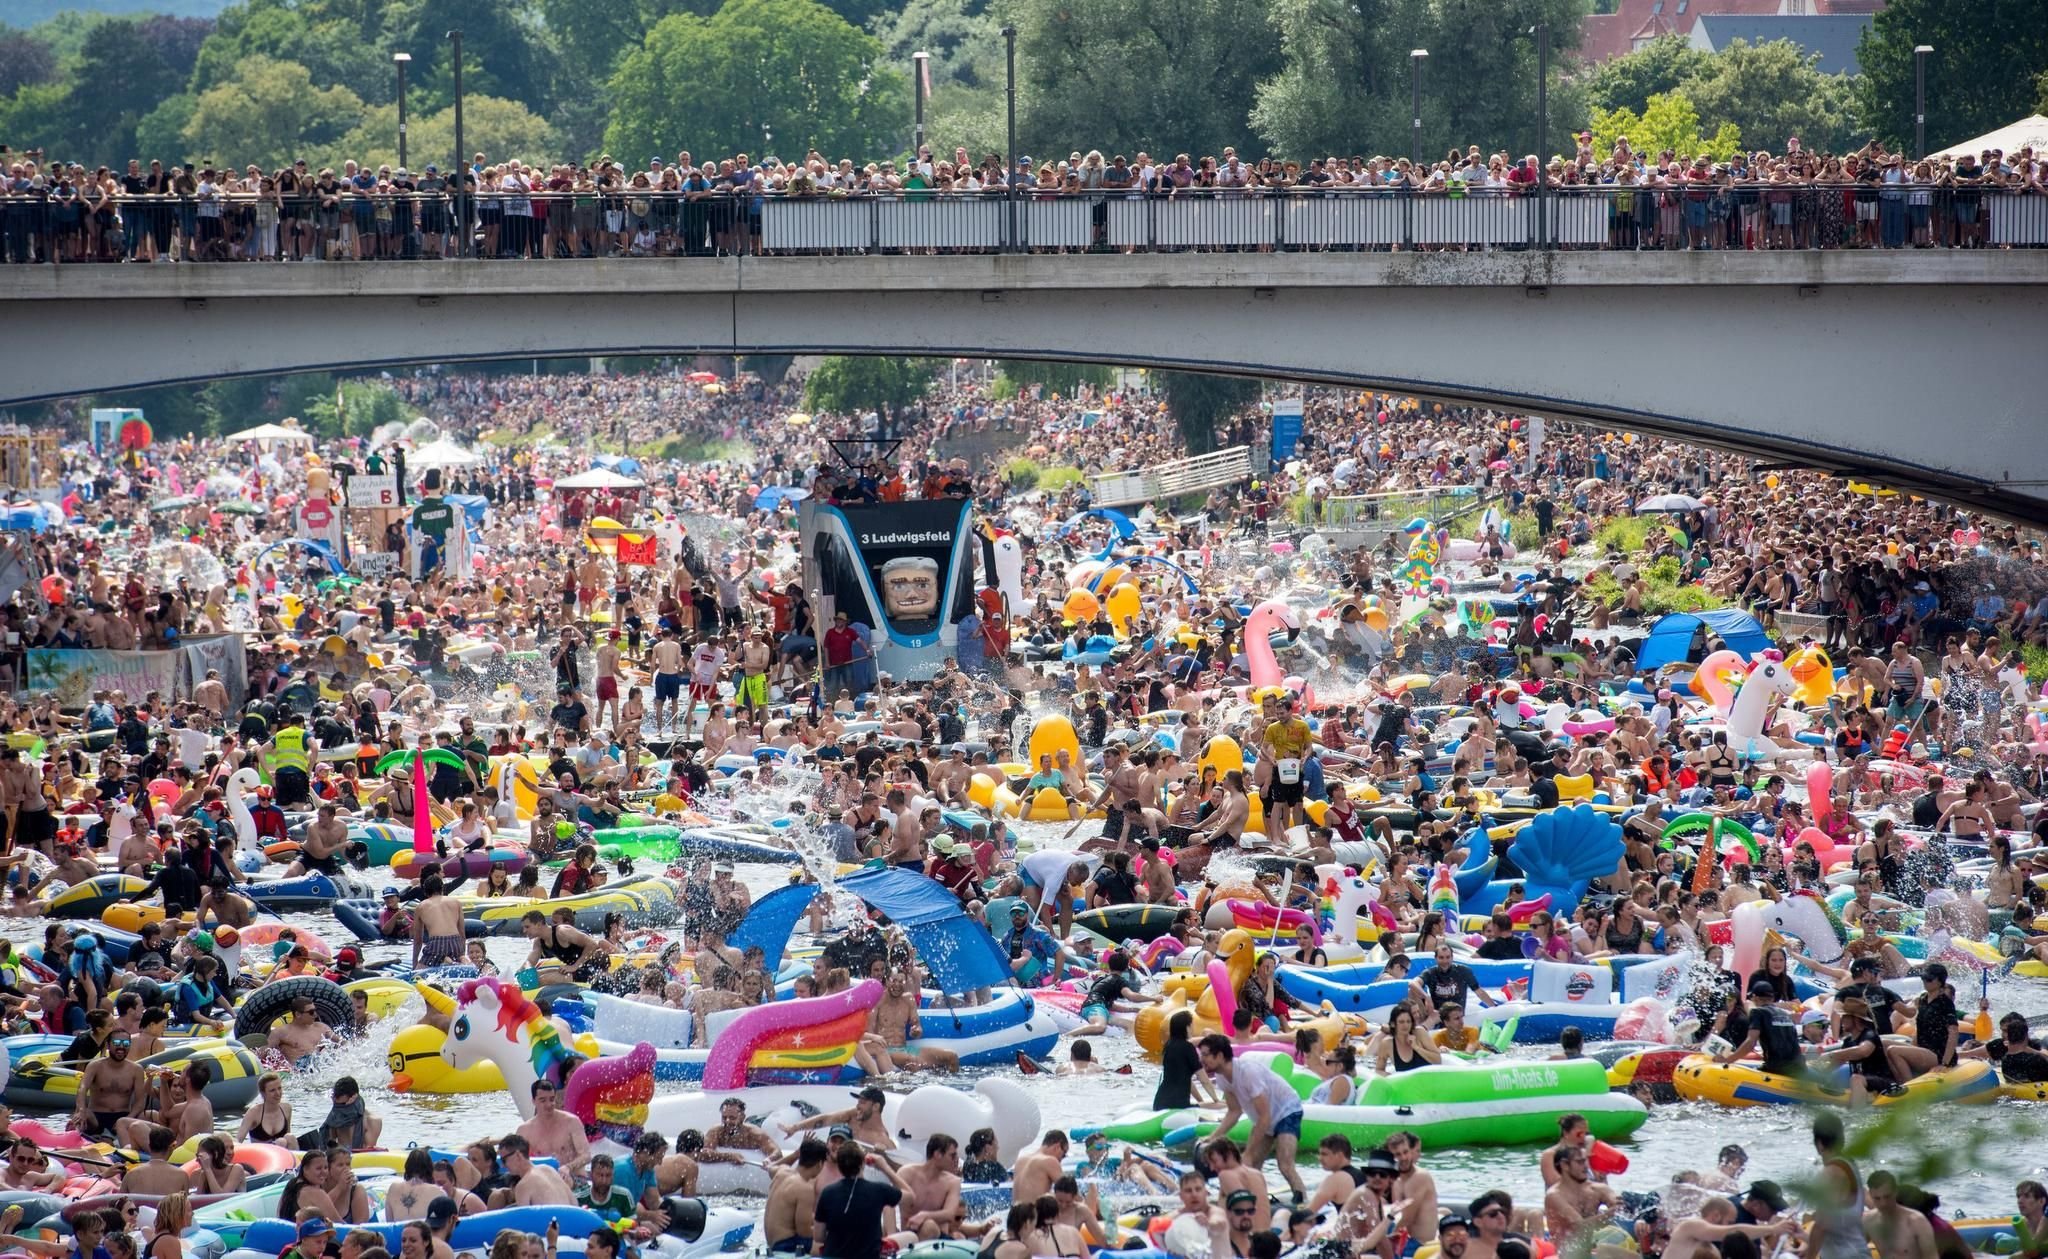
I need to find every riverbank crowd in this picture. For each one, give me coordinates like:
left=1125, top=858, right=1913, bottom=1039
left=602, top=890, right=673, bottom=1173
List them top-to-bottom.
left=2, top=134, right=2045, bottom=262
left=0, top=357, right=2044, bottom=1259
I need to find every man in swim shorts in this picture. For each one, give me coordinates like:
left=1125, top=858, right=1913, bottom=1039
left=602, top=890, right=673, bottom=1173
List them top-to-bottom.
left=410, top=873, right=467, bottom=967
left=73, top=1031, right=143, bottom=1136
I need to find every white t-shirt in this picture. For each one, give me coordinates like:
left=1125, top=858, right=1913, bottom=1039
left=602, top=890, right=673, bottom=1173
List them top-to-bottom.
left=691, top=646, right=726, bottom=684
left=174, top=726, right=211, bottom=772
left=1227, top=1055, right=1303, bottom=1125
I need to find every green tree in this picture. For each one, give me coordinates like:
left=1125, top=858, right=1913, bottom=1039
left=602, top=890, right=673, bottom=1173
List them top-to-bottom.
left=190, top=0, right=393, bottom=105
left=381, top=0, right=561, bottom=118
left=606, top=0, right=908, bottom=165
left=873, top=0, right=1005, bottom=156
left=1011, top=0, right=1279, bottom=160
left=1252, top=0, right=1587, bottom=167
left=1855, top=0, right=2048, bottom=153
left=22, top=17, right=191, bottom=157
left=0, top=30, right=58, bottom=99
left=1585, top=34, right=1713, bottom=118
left=1678, top=39, right=1863, bottom=156
left=181, top=55, right=362, bottom=171
left=1590, top=90, right=1741, bottom=162
left=135, top=93, right=199, bottom=163
left=333, top=94, right=555, bottom=170
left=803, top=355, right=938, bottom=418
left=994, top=361, right=1112, bottom=398
left=1156, top=371, right=1258, bottom=456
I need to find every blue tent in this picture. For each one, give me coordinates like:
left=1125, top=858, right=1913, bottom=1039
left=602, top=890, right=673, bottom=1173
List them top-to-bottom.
left=594, top=454, right=643, bottom=475
left=444, top=493, right=489, bottom=525
left=1635, top=609, right=1774, bottom=671
left=834, top=865, right=1011, bottom=996
left=729, top=883, right=819, bottom=970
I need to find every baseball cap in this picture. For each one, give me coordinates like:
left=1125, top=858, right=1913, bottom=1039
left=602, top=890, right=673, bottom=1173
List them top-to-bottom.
left=1009, top=903, right=1030, bottom=917
left=337, top=947, right=361, bottom=965
left=852, top=1085, right=886, bottom=1105
left=827, top=1123, right=854, bottom=1139
left=1747, top=1181, right=1789, bottom=1213
left=1225, top=1190, right=1258, bottom=1209
left=424, top=1197, right=457, bottom=1227
left=1439, top=1216, right=1472, bottom=1233
left=298, top=1220, right=333, bottom=1241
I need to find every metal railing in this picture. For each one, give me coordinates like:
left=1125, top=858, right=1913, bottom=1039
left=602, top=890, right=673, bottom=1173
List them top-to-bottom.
left=2, top=185, right=2044, bottom=262
left=1089, top=445, right=1254, bottom=507
left=1319, top=486, right=1489, bottom=533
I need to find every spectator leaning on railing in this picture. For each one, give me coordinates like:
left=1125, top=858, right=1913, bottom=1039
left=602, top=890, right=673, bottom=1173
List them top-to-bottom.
left=1, top=135, right=2044, bottom=263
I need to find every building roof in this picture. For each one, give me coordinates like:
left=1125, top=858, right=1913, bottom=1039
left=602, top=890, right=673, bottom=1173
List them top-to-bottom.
left=1578, top=0, right=1786, bottom=66
left=1687, top=13, right=1874, bottom=74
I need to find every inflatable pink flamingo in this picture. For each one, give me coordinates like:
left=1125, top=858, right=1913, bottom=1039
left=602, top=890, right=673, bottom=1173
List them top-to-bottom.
left=1244, top=601, right=1316, bottom=709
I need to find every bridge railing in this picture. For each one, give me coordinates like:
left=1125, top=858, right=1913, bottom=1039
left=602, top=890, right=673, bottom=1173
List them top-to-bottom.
left=2, top=185, right=2045, bottom=261
left=1089, top=445, right=1254, bottom=507
left=1318, top=487, right=1489, bottom=532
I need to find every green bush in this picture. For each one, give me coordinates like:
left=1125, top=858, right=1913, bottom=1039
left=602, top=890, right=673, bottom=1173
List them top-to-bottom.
left=1005, top=457, right=1043, bottom=489
left=1038, top=466, right=1087, bottom=493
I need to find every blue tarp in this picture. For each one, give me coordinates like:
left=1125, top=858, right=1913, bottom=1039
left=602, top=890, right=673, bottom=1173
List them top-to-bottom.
left=594, top=455, right=643, bottom=475
left=444, top=494, right=489, bottom=524
left=0, top=503, right=55, bottom=534
left=1635, top=609, right=1774, bottom=671
left=835, top=865, right=1012, bottom=995
left=729, top=883, right=819, bottom=971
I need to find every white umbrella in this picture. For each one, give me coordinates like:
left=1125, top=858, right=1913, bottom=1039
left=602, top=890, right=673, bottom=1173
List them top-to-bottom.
left=224, top=422, right=315, bottom=444
left=410, top=438, right=484, bottom=468
left=554, top=468, right=646, bottom=490
left=1635, top=493, right=1704, bottom=513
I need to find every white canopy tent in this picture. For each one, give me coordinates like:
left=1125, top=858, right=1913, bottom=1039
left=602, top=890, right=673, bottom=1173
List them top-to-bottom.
left=1933, top=114, right=2048, bottom=158
left=223, top=422, right=315, bottom=444
left=410, top=438, right=485, bottom=468
left=554, top=468, right=646, bottom=490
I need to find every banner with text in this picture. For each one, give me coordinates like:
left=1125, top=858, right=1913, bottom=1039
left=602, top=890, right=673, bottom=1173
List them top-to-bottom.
left=180, top=634, right=249, bottom=711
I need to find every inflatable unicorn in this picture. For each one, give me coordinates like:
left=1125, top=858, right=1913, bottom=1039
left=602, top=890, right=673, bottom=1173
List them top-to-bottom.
left=990, top=533, right=1026, bottom=616
left=1694, top=651, right=1808, bottom=762
left=1321, top=868, right=1396, bottom=962
left=1728, top=891, right=1848, bottom=979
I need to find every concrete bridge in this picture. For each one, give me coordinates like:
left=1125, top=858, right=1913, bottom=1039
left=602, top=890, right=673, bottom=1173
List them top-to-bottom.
left=4, top=250, right=2045, bottom=521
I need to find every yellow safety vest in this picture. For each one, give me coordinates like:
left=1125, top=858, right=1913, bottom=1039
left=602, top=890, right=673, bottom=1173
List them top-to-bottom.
left=271, top=726, right=310, bottom=772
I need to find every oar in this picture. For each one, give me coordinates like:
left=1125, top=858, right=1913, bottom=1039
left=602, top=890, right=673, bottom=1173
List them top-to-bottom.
left=1266, top=867, right=1297, bottom=950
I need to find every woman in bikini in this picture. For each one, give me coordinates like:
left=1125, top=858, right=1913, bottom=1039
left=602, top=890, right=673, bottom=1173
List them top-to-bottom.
left=237, top=1072, right=295, bottom=1148
left=190, top=1137, right=250, bottom=1192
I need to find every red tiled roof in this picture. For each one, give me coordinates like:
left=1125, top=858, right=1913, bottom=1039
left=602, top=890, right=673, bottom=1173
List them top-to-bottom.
left=1578, top=0, right=1826, bottom=65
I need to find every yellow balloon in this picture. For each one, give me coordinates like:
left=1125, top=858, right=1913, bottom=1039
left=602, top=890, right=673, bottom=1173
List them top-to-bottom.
left=1764, top=473, right=1781, bottom=489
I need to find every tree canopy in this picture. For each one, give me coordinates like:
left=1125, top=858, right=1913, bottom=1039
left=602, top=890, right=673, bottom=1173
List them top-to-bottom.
left=606, top=0, right=907, bottom=168
left=1855, top=0, right=2048, bottom=153
left=803, top=355, right=939, bottom=419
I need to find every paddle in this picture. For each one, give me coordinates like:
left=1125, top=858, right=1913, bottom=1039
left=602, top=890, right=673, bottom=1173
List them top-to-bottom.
left=1014, top=1049, right=1047, bottom=1075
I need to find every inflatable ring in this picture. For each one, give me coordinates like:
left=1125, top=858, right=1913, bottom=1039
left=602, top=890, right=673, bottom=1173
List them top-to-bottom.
left=233, top=975, right=357, bottom=1039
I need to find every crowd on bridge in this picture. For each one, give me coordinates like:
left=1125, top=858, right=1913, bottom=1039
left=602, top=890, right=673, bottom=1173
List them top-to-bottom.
left=3, top=129, right=2046, bottom=263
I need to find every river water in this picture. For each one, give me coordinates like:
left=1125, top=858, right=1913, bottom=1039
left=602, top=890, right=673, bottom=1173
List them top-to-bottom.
left=15, top=823, right=2047, bottom=1230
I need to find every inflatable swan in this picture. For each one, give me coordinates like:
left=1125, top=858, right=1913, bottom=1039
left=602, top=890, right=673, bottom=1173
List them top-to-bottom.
left=224, top=768, right=264, bottom=854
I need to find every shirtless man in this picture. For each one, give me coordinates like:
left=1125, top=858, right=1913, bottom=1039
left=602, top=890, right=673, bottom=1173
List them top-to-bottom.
left=650, top=628, right=688, bottom=734
left=590, top=632, right=622, bottom=733
left=737, top=632, right=773, bottom=722
left=1096, top=744, right=1143, bottom=839
left=932, top=746, right=975, bottom=806
left=289, top=804, right=351, bottom=876
left=116, top=821, right=161, bottom=877
left=411, top=873, right=468, bottom=968
left=857, top=972, right=960, bottom=1074
left=264, top=997, right=336, bottom=1068
left=73, top=1032, right=144, bottom=1137
left=515, top=1079, right=591, bottom=1181
left=781, top=1086, right=895, bottom=1152
left=703, top=1097, right=780, bottom=1162
left=122, top=1125, right=193, bottom=1195
left=1390, top=1130, right=1440, bottom=1249
left=1011, top=1131, right=1069, bottom=1208
left=497, top=1133, right=575, bottom=1207
left=896, top=1135, right=965, bottom=1241
left=1203, top=1138, right=1270, bottom=1233
left=763, top=1139, right=827, bottom=1255
left=0, top=1140, right=65, bottom=1192
left=1543, top=1143, right=1620, bottom=1251
left=1865, top=1171, right=1938, bottom=1259
left=1665, top=1197, right=1799, bottom=1258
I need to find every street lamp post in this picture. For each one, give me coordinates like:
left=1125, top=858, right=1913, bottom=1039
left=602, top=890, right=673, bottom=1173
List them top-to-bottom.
left=1529, top=23, right=1548, bottom=245
left=1003, top=26, right=1018, bottom=253
left=447, top=29, right=465, bottom=256
left=1913, top=44, right=1933, bottom=158
left=1410, top=49, right=1429, bottom=167
left=912, top=50, right=929, bottom=154
left=392, top=52, right=412, bottom=170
